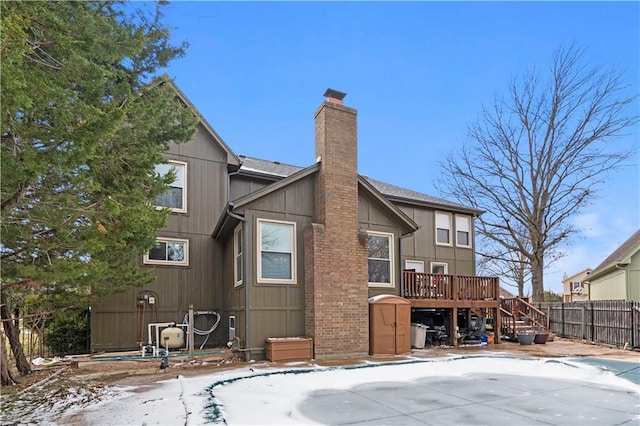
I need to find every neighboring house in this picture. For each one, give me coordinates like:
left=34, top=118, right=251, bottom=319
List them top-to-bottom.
left=91, top=85, right=494, bottom=359
left=586, top=230, right=640, bottom=301
left=561, top=268, right=592, bottom=302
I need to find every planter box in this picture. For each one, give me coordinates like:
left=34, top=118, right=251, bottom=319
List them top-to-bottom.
left=534, top=333, right=549, bottom=344
left=517, top=334, right=535, bottom=345
left=265, top=337, right=313, bottom=362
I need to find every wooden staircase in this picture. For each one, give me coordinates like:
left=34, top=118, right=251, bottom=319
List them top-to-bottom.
left=500, top=297, right=548, bottom=340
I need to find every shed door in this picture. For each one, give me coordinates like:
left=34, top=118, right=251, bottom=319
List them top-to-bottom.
left=370, top=303, right=411, bottom=355
left=395, top=303, right=411, bottom=353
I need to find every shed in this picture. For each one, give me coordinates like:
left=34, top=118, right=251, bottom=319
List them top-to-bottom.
left=368, top=295, right=411, bottom=355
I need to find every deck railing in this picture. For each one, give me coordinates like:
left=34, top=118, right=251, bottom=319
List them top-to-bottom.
left=402, top=271, right=499, bottom=301
left=501, top=297, right=548, bottom=329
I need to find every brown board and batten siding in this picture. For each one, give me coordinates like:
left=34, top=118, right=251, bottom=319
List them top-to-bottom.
left=91, top=124, right=231, bottom=351
left=227, top=176, right=315, bottom=356
left=358, top=191, right=406, bottom=299
left=396, top=203, right=476, bottom=277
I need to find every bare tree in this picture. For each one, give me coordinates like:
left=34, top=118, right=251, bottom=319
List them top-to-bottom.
left=439, top=46, right=638, bottom=302
left=478, top=246, right=531, bottom=298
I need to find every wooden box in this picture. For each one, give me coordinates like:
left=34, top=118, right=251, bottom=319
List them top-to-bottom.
left=265, top=337, right=313, bottom=362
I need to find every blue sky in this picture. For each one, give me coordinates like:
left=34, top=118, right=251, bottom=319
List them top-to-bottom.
left=157, top=1, right=639, bottom=294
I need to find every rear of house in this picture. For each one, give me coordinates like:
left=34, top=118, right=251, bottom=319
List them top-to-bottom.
left=91, top=86, right=490, bottom=359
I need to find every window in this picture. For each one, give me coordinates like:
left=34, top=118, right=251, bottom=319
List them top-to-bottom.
left=154, top=160, right=187, bottom=213
left=435, top=212, right=452, bottom=246
left=455, top=215, right=472, bottom=248
left=258, top=219, right=296, bottom=284
left=234, top=225, right=243, bottom=287
left=368, top=231, right=394, bottom=287
left=143, top=237, right=189, bottom=266
left=405, top=260, right=424, bottom=273
left=430, top=262, right=448, bottom=275
left=572, top=281, right=583, bottom=290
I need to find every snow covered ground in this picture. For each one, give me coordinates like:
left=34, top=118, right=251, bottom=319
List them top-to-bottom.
left=62, top=354, right=639, bottom=425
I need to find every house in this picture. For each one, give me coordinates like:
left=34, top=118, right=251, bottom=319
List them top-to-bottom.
left=91, top=85, right=498, bottom=359
left=586, top=230, right=640, bottom=301
left=561, top=268, right=592, bottom=302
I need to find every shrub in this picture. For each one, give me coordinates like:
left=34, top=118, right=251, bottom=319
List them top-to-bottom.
left=44, top=309, right=88, bottom=356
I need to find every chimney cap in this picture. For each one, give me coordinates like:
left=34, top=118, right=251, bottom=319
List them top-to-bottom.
left=323, top=88, right=347, bottom=102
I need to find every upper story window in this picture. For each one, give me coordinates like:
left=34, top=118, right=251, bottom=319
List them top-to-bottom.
left=154, top=160, right=187, bottom=213
left=435, top=211, right=452, bottom=246
left=455, top=214, right=472, bottom=248
left=257, top=219, right=296, bottom=284
left=234, top=225, right=243, bottom=287
left=368, top=231, right=394, bottom=288
left=143, top=237, right=189, bottom=266
left=572, top=281, right=584, bottom=290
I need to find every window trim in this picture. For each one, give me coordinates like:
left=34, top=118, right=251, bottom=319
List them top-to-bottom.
left=154, top=160, right=188, bottom=214
left=435, top=211, right=452, bottom=246
left=455, top=214, right=472, bottom=248
left=257, top=218, right=297, bottom=285
left=233, top=225, right=243, bottom=287
left=367, top=230, right=395, bottom=288
left=143, top=237, right=189, bottom=266
left=405, top=260, right=424, bottom=273
left=430, top=262, right=448, bottom=275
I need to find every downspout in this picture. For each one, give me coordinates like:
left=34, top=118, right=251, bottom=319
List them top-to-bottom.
left=226, top=165, right=252, bottom=360
left=226, top=205, right=251, bottom=362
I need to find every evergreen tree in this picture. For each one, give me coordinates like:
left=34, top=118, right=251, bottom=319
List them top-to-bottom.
left=1, top=1, right=197, bottom=382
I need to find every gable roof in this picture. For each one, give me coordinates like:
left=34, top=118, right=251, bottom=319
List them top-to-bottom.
left=158, top=75, right=241, bottom=170
left=236, top=155, right=481, bottom=215
left=238, top=155, right=302, bottom=180
left=212, top=160, right=420, bottom=238
left=211, top=163, right=321, bottom=239
left=361, top=176, right=483, bottom=216
left=588, top=230, right=640, bottom=281
left=562, top=268, right=593, bottom=284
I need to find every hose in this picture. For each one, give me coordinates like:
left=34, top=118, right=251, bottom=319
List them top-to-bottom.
left=183, top=311, right=221, bottom=350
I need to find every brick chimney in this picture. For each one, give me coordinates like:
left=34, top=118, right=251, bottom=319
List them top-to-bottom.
left=304, top=89, right=369, bottom=359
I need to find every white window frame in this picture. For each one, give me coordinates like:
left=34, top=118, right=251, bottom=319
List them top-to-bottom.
left=154, top=160, right=187, bottom=213
left=435, top=211, right=452, bottom=246
left=455, top=214, right=472, bottom=248
left=257, top=219, right=297, bottom=284
left=233, top=225, right=243, bottom=287
left=367, top=231, right=394, bottom=288
left=143, top=237, right=189, bottom=266
left=405, top=260, right=424, bottom=273
left=430, top=262, right=448, bottom=275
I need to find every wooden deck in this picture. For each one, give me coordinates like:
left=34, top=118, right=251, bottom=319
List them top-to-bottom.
left=402, top=271, right=500, bottom=309
left=402, top=271, right=502, bottom=346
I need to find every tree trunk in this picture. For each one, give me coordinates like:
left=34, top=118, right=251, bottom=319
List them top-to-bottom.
left=530, top=255, right=545, bottom=303
left=0, top=298, right=32, bottom=375
left=1, top=330, right=18, bottom=385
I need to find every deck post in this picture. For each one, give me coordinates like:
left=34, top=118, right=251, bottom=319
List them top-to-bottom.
left=495, top=306, right=501, bottom=344
left=452, top=307, right=458, bottom=348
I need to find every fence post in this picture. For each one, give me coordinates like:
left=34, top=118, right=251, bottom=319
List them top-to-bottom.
left=590, top=301, right=595, bottom=342
left=630, top=301, right=635, bottom=349
left=561, top=303, right=565, bottom=337
left=86, top=307, right=91, bottom=354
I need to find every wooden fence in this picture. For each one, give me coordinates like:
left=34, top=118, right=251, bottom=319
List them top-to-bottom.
left=535, top=300, right=640, bottom=349
left=3, top=304, right=90, bottom=363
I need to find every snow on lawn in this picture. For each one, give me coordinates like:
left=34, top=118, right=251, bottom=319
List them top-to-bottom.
left=72, top=354, right=639, bottom=425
